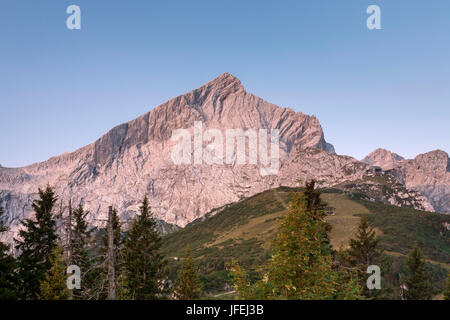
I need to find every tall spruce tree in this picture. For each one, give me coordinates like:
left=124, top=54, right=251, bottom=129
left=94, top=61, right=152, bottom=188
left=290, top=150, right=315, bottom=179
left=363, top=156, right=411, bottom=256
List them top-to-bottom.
left=229, top=180, right=361, bottom=300
left=302, top=180, right=332, bottom=244
left=302, top=180, right=326, bottom=220
left=16, top=185, right=58, bottom=299
left=123, top=195, right=166, bottom=299
left=71, top=203, right=96, bottom=299
left=0, top=206, right=19, bottom=299
left=342, top=216, right=384, bottom=297
left=346, top=216, right=381, bottom=266
left=38, top=244, right=69, bottom=300
left=404, top=244, right=431, bottom=300
left=174, top=246, right=202, bottom=300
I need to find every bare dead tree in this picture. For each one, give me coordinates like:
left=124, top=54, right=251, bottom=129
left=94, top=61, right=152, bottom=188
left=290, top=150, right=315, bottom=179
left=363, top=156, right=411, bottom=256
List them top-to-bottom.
left=67, top=199, right=73, bottom=266
left=107, top=206, right=116, bottom=300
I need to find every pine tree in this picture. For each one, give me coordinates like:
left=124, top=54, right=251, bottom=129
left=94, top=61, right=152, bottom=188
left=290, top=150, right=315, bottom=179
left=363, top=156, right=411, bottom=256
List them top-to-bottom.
left=229, top=180, right=361, bottom=300
left=301, top=180, right=332, bottom=244
left=302, top=180, right=326, bottom=220
left=16, top=185, right=58, bottom=299
left=123, top=195, right=167, bottom=299
left=71, top=203, right=96, bottom=299
left=0, top=206, right=19, bottom=299
left=342, top=216, right=384, bottom=297
left=346, top=216, right=381, bottom=266
left=38, top=244, right=69, bottom=300
left=404, top=244, right=431, bottom=300
left=174, top=246, right=202, bottom=300
left=444, top=273, right=450, bottom=301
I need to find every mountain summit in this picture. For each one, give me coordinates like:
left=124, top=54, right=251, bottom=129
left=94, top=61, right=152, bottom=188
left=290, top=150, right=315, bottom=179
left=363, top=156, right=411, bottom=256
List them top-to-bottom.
left=83, top=72, right=334, bottom=167
left=204, top=72, right=245, bottom=92
left=0, top=73, right=341, bottom=241
left=0, top=74, right=448, bottom=244
left=362, top=148, right=405, bottom=170
left=362, top=148, right=450, bottom=213
left=391, top=150, right=450, bottom=213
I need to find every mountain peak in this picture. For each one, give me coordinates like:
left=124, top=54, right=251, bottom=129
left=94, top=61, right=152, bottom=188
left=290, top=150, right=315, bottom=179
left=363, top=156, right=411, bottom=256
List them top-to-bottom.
left=201, top=72, right=244, bottom=94
left=211, top=72, right=240, bottom=83
left=362, top=148, right=405, bottom=170
left=418, top=149, right=449, bottom=159
left=413, top=150, right=450, bottom=173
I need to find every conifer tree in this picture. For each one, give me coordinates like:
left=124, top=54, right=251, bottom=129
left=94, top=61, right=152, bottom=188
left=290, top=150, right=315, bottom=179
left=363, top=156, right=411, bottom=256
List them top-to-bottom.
left=229, top=180, right=361, bottom=300
left=301, top=180, right=332, bottom=244
left=302, top=180, right=326, bottom=220
left=16, top=185, right=58, bottom=299
left=123, top=195, right=166, bottom=299
left=71, top=203, right=96, bottom=299
left=0, top=206, right=19, bottom=299
left=342, top=216, right=384, bottom=297
left=346, top=216, right=381, bottom=266
left=39, top=244, right=69, bottom=300
left=404, top=244, right=431, bottom=300
left=174, top=246, right=202, bottom=300
left=228, top=260, right=253, bottom=300
left=444, top=273, right=450, bottom=301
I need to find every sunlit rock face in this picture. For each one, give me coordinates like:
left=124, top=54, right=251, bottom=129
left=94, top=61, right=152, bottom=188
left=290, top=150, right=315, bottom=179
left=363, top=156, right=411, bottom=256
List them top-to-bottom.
left=0, top=73, right=340, bottom=242
left=1, top=73, right=448, bottom=244
left=362, top=148, right=405, bottom=171
left=362, top=148, right=450, bottom=214
left=390, top=150, right=450, bottom=214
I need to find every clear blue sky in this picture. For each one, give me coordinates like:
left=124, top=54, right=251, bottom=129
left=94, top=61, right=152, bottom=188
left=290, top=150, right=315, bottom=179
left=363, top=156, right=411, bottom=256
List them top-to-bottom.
left=1, top=0, right=449, bottom=168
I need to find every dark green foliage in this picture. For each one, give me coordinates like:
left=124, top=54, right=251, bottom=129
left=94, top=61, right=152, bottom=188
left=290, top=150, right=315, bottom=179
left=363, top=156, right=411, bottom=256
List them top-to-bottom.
left=301, top=180, right=332, bottom=247
left=302, top=180, right=326, bottom=220
left=229, top=181, right=361, bottom=300
left=16, top=185, right=58, bottom=299
left=162, top=187, right=449, bottom=298
left=162, top=189, right=286, bottom=293
left=162, top=189, right=286, bottom=256
left=123, top=195, right=167, bottom=299
left=354, top=199, right=449, bottom=298
left=359, top=200, right=450, bottom=263
left=71, top=203, right=96, bottom=299
left=0, top=206, right=19, bottom=299
left=340, top=215, right=385, bottom=298
left=346, top=216, right=382, bottom=266
left=167, top=238, right=268, bottom=293
left=38, top=244, right=69, bottom=300
left=404, top=245, right=431, bottom=300
left=174, top=246, right=202, bottom=300
left=444, top=273, right=450, bottom=300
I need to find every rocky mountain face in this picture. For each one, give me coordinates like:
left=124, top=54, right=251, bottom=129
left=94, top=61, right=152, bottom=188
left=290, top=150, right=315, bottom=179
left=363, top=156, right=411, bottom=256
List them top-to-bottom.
left=0, top=73, right=448, bottom=243
left=0, top=73, right=350, bottom=242
left=361, top=148, right=405, bottom=170
left=361, top=148, right=450, bottom=214
left=390, top=150, right=450, bottom=214
left=335, top=174, right=435, bottom=212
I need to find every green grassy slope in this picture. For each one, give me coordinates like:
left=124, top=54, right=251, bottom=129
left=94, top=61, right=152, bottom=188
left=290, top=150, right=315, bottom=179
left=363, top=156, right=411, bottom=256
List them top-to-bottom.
left=161, top=187, right=450, bottom=296
left=360, top=200, right=450, bottom=264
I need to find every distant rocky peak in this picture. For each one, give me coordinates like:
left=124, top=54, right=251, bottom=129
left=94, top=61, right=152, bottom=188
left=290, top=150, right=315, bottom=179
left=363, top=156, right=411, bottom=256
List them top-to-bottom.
left=202, top=72, right=244, bottom=92
left=84, top=73, right=335, bottom=167
left=362, top=148, right=405, bottom=170
left=390, top=149, right=450, bottom=214
left=415, top=149, right=449, bottom=163
left=410, top=150, right=450, bottom=176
